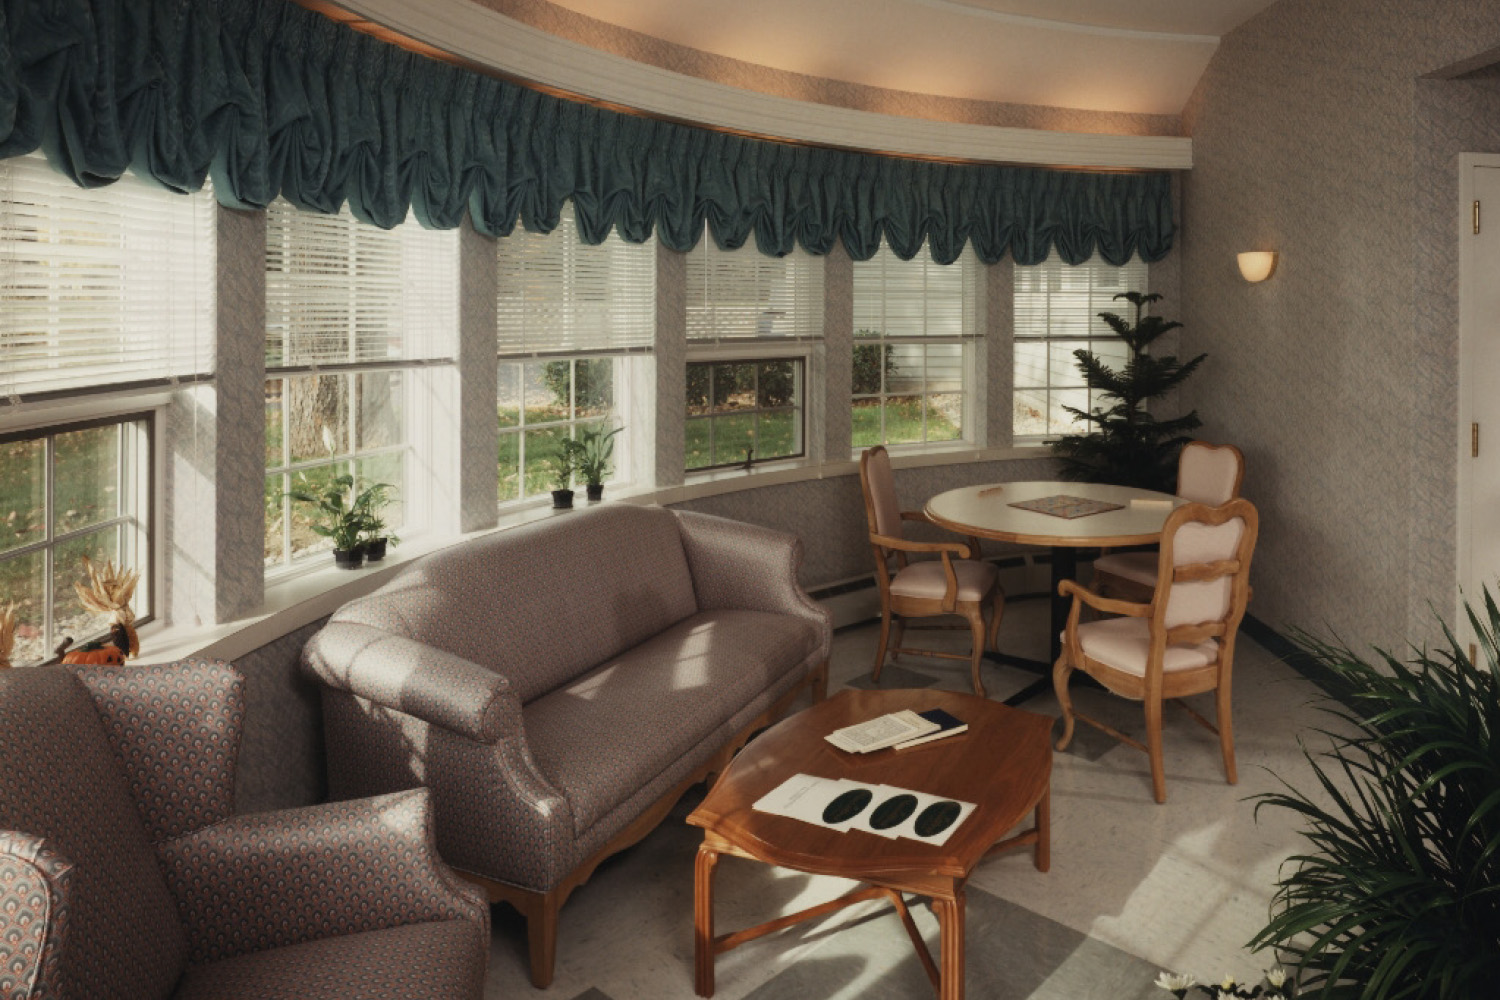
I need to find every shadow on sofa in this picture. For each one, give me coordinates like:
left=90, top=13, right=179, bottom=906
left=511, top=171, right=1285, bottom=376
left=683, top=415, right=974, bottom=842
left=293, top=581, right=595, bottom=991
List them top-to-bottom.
left=302, top=505, right=832, bottom=988
left=0, top=660, right=489, bottom=1000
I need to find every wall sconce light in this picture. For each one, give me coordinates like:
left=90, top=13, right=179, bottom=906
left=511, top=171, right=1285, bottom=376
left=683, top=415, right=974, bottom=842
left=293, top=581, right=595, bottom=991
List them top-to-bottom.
left=1237, top=251, right=1277, bottom=283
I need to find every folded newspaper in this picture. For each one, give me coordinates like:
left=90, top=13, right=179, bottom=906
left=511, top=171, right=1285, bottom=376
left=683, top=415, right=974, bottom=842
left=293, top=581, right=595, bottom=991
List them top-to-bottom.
left=825, top=709, right=939, bottom=753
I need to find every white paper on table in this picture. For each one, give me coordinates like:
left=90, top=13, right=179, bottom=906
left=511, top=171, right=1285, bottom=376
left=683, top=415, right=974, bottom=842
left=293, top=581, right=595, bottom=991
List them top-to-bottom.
left=752, top=774, right=848, bottom=829
left=885, top=791, right=977, bottom=847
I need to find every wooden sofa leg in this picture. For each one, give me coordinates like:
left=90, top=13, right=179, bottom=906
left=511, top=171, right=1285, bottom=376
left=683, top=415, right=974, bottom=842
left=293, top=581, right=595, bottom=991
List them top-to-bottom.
left=525, top=891, right=561, bottom=989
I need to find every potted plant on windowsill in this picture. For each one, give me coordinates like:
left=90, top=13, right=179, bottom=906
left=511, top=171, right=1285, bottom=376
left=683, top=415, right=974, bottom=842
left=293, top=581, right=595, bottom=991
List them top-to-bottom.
left=577, top=423, right=622, bottom=502
left=550, top=442, right=583, bottom=510
left=284, top=473, right=392, bottom=569
left=354, top=482, right=399, bottom=561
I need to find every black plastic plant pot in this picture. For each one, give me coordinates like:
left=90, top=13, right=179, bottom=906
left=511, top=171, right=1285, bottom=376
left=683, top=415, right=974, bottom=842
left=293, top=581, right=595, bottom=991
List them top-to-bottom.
left=586, top=484, right=604, bottom=502
left=551, top=489, right=575, bottom=509
left=364, top=537, right=388, bottom=561
left=333, top=548, right=365, bottom=570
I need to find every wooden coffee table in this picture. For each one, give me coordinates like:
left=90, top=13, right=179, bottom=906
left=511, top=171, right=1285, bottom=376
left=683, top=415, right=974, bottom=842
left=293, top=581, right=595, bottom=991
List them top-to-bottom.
left=687, top=688, right=1052, bottom=1000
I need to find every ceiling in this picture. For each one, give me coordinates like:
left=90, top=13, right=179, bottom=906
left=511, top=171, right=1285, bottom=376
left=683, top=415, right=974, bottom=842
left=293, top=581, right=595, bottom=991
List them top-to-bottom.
left=532, top=0, right=1282, bottom=116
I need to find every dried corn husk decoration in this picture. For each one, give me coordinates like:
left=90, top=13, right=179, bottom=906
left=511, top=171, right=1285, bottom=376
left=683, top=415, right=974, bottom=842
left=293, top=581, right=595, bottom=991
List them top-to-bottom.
left=73, top=556, right=140, bottom=658
left=0, top=603, right=16, bottom=670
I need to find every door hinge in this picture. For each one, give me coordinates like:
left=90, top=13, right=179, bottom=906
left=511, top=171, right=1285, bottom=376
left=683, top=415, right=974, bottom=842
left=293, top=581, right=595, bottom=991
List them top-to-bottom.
left=1476, top=199, right=1482, bottom=235
left=1474, top=422, right=1481, bottom=458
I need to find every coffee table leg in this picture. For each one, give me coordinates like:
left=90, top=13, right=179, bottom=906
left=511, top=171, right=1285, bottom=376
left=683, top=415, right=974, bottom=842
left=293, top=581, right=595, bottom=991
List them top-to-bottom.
left=1034, top=786, right=1051, bottom=873
left=695, top=844, right=720, bottom=997
left=934, top=890, right=966, bottom=1000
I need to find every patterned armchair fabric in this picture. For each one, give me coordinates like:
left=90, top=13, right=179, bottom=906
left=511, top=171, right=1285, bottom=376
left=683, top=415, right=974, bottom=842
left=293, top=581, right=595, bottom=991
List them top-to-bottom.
left=303, top=505, right=831, bottom=892
left=0, top=660, right=487, bottom=1000
left=0, top=832, right=73, bottom=1000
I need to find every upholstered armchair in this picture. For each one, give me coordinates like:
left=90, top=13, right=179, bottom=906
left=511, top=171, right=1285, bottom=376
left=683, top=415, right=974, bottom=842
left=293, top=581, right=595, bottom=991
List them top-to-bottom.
left=0, top=660, right=489, bottom=1000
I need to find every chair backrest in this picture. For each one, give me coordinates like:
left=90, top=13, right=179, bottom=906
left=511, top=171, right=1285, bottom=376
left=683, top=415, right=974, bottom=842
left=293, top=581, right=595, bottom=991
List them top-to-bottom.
left=1176, top=441, right=1244, bottom=506
left=859, top=446, right=904, bottom=575
left=1152, top=499, right=1258, bottom=642
left=0, top=667, right=189, bottom=1000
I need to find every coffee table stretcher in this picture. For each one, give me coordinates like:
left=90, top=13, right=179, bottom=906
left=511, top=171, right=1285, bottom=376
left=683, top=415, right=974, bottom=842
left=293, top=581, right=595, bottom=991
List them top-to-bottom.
left=693, top=787, right=1050, bottom=1000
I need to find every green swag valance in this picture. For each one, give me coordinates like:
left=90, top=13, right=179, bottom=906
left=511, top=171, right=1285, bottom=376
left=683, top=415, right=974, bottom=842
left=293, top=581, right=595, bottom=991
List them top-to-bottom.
left=0, top=0, right=1174, bottom=264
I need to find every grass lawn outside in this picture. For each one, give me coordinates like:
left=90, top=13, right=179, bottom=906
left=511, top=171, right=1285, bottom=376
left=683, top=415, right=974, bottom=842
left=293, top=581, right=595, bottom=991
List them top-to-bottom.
left=851, top=396, right=961, bottom=448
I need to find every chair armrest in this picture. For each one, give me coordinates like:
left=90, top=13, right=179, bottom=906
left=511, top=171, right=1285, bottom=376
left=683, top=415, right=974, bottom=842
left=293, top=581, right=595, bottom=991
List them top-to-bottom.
left=673, top=510, right=831, bottom=637
left=870, top=533, right=971, bottom=559
left=1058, top=579, right=1151, bottom=618
left=303, top=622, right=521, bottom=744
left=155, top=789, right=489, bottom=965
left=0, top=832, right=73, bottom=1000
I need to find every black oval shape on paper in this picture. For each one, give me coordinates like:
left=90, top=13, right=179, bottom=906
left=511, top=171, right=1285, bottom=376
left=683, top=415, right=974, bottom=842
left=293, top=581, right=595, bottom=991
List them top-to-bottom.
left=822, top=789, right=873, bottom=825
left=869, top=793, right=919, bottom=830
left=914, top=801, right=962, bottom=837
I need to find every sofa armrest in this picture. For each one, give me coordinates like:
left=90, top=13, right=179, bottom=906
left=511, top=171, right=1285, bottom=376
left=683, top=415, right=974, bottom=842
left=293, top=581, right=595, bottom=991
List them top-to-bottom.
left=673, top=510, right=832, bottom=638
left=303, top=622, right=521, bottom=743
left=155, top=789, right=489, bottom=965
left=0, top=832, right=73, bottom=1000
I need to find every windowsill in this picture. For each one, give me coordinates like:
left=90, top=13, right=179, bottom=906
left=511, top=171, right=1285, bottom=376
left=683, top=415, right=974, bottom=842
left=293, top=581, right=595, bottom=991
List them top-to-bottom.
left=140, top=441, right=1054, bottom=664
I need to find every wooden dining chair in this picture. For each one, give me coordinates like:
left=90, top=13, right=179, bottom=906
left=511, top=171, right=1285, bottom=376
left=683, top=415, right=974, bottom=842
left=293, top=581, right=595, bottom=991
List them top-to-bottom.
left=1092, top=441, right=1244, bottom=603
left=860, top=446, right=1005, bottom=696
left=1053, top=498, right=1258, bottom=803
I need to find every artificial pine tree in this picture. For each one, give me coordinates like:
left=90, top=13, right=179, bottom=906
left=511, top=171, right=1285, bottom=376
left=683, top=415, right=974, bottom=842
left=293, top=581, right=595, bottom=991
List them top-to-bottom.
left=1051, top=291, right=1206, bottom=492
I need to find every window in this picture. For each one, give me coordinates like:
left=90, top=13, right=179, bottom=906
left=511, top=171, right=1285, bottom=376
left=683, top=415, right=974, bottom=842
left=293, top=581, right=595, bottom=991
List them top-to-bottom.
left=0, top=152, right=215, bottom=401
left=263, top=199, right=458, bottom=568
left=496, top=203, right=653, bottom=503
left=686, top=238, right=823, bottom=344
left=851, top=244, right=978, bottom=449
left=1013, top=251, right=1149, bottom=439
left=685, top=359, right=804, bottom=471
left=0, top=416, right=151, bottom=666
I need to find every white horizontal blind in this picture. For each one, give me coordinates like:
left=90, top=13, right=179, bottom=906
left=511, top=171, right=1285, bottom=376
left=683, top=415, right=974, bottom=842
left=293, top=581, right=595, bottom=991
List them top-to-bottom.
left=0, top=153, right=216, bottom=401
left=265, top=198, right=457, bottom=369
left=496, top=203, right=656, bottom=357
left=686, top=234, right=823, bottom=342
left=853, top=244, right=978, bottom=340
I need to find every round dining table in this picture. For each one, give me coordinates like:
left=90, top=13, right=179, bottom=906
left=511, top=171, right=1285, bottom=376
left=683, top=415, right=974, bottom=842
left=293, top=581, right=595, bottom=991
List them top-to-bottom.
left=925, top=481, right=1185, bottom=702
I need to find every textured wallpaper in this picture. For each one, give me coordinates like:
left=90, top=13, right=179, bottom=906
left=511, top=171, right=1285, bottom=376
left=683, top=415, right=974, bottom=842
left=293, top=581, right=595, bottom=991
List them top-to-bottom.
left=1180, top=0, right=1500, bottom=648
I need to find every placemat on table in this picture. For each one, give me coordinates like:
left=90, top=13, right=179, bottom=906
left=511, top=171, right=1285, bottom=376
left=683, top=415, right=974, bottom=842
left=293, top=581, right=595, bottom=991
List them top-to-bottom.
left=1008, top=494, right=1125, bottom=519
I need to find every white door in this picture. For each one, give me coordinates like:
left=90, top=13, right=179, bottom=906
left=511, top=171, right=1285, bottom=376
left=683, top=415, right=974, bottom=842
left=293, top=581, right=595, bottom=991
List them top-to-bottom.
left=1458, top=155, right=1500, bottom=638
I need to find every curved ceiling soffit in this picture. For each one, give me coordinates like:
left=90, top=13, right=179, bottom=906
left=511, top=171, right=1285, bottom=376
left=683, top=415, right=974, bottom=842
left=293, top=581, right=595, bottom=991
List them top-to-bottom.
left=330, top=0, right=1193, bottom=170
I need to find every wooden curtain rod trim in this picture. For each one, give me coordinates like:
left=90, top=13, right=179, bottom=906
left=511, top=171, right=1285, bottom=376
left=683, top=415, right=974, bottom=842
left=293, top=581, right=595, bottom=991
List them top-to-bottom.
left=293, top=0, right=1150, bottom=173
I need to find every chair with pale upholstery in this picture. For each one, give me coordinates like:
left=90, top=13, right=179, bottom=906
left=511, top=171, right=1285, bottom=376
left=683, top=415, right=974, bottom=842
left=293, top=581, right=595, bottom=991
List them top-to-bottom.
left=1092, top=440, right=1245, bottom=602
left=860, top=445, right=1005, bottom=696
left=1053, top=498, right=1258, bottom=803
left=0, top=660, right=489, bottom=1000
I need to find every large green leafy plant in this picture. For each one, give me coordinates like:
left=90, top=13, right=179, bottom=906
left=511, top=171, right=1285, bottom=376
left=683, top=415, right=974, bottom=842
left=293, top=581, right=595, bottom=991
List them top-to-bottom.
left=1051, top=291, right=1206, bottom=492
left=1250, top=595, right=1500, bottom=997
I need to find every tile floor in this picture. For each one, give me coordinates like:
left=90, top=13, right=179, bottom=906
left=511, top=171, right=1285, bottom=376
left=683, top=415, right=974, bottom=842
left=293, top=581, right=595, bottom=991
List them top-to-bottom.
left=482, top=597, right=1334, bottom=999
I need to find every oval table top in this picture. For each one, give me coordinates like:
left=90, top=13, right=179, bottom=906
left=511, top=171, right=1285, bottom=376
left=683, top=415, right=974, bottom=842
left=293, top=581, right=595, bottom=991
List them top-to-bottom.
left=925, top=480, right=1185, bottom=548
left=687, top=688, right=1052, bottom=883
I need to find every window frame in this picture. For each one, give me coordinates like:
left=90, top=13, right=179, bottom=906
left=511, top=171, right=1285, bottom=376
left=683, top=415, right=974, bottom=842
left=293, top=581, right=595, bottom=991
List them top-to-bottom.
left=684, top=346, right=808, bottom=473
left=497, top=355, right=631, bottom=506
left=0, top=409, right=154, bottom=666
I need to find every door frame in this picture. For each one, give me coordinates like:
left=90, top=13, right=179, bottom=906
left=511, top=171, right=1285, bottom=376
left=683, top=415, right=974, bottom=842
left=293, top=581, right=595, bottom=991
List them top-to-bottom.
left=1456, top=153, right=1500, bottom=630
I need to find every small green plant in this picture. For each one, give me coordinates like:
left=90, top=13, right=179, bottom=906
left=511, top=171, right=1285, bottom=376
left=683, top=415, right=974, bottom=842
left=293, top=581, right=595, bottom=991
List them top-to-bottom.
left=577, top=423, right=622, bottom=487
left=551, top=440, right=585, bottom=492
left=284, top=473, right=391, bottom=553
left=353, top=482, right=399, bottom=550
left=1248, top=593, right=1500, bottom=998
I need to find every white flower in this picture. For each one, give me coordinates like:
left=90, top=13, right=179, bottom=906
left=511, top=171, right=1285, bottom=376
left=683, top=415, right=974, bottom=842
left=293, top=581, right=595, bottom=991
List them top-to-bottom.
left=320, top=425, right=336, bottom=456
left=1266, top=966, right=1288, bottom=988
left=1155, top=972, right=1197, bottom=992
left=1221, top=974, right=1237, bottom=991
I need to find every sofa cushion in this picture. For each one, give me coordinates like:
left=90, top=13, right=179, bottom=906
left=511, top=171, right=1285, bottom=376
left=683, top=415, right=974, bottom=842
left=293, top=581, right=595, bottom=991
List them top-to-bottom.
left=332, top=505, right=700, bottom=703
left=523, top=609, right=823, bottom=836
left=0, top=667, right=188, bottom=1000
left=173, top=920, right=485, bottom=1000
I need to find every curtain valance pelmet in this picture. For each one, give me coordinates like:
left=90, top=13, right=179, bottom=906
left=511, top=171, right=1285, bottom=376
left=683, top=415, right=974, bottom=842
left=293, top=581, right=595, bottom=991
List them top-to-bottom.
left=0, top=0, right=1174, bottom=265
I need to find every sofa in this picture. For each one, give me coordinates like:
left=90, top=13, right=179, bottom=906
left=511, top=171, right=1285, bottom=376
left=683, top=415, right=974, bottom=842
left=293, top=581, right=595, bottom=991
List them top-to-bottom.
left=302, top=504, right=831, bottom=987
left=0, top=659, right=489, bottom=1000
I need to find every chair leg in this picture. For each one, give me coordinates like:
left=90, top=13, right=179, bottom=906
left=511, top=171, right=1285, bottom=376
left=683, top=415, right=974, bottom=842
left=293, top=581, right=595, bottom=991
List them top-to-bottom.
left=986, top=588, right=1005, bottom=651
left=966, top=606, right=987, bottom=698
left=872, top=613, right=892, bottom=683
left=889, top=618, right=906, bottom=663
left=1052, top=654, right=1076, bottom=751
left=1217, top=683, right=1238, bottom=785
left=1144, top=696, right=1167, bottom=804
left=525, top=890, right=561, bottom=989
